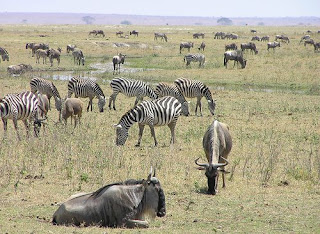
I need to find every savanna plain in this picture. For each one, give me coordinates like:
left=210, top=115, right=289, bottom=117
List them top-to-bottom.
left=0, top=24, right=319, bottom=233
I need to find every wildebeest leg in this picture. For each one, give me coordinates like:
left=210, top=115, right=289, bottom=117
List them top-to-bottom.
left=168, top=122, right=176, bottom=144
left=135, top=124, right=145, bottom=147
left=126, top=219, right=149, bottom=228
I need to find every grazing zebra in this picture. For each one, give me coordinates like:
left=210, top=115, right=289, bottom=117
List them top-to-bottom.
left=130, top=30, right=139, bottom=36
left=154, top=33, right=168, bottom=42
left=193, top=33, right=205, bottom=39
left=261, top=36, right=270, bottom=42
left=198, top=41, right=206, bottom=51
left=267, top=41, right=281, bottom=51
left=180, top=42, right=194, bottom=54
left=240, top=42, right=258, bottom=54
left=314, top=42, right=320, bottom=52
left=225, top=43, right=237, bottom=51
left=66, top=44, right=76, bottom=53
left=0, top=47, right=9, bottom=62
left=48, top=48, right=61, bottom=67
left=35, top=49, right=49, bottom=64
left=72, top=49, right=85, bottom=66
left=224, top=50, right=247, bottom=69
left=112, top=53, right=126, bottom=74
left=184, top=53, right=205, bottom=68
left=30, top=77, right=62, bottom=112
left=67, top=77, right=106, bottom=112
left=109, top=77, right=158, bottom=110
left=174, top=78, right=215, bottom=116
left=155, top=82, right=189, bottom=116
left=0, top=91, right=42, bottom=140
left=114, top=96, right=181, bottom=146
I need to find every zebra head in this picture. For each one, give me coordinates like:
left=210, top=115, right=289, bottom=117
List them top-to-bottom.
left=54, top=96, right=62, bottom=112
left=98, top=96, right=106, bottom=112
left=207, top=99, right=216, bottom=115
left=181, top=101, right=190, bottom=116
left=114, top=124, right=129, bottom=146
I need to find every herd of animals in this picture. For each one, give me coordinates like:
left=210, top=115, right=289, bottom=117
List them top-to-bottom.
left=0, top=28, right=319, bottom=228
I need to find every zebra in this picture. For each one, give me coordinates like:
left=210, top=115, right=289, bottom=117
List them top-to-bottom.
left=130, top=30, right=139, bottom=36
left=154, top=33, right=168, bottom=42
left=193, top=33, right=205, bottom=39
left=267, top=41, right=281, bottom=51
left=180, top=42, right=194, bottom=54
left=198, top=42, right=206, bottom=51
left=66, top=44, right=76, bottom=53
left=0, top=47, right=9, bottom=62
left=35, top=49, right=49, bottom=64
left=72, top=49, right=85, bottom=66
left=224, top=50, right=247, bottom=69
left=112, top=53, right=126, bottom=75
left=184, top=53, right=205, bottom=68
left=30, top=77, right=62, bottom=113
left=67, top=77, right=106, bottom=112
left=109, top=77, right=158, bottom=111
left=174, top=78, right=216, bottom=116
left=155, top=82, right=189, bottom=116
left=0, top=91, right=43, bottom=140
left=114, top=96, right=181, bottom=146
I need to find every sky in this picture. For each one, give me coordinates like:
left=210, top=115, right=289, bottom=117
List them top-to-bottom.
left=1, top=0, right=319, bottom=18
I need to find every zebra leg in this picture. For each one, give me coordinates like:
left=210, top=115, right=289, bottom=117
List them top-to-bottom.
left=110, top=93, right=118, bottom=110
left=195, top=97, right=203, bottom=116
left=87, top=100, right=91, bottom=112
left=12, top=118, right=21, bottom=141
left=2, top=119, right=8, bottom=139
left=168, top=122, right=176, bottom=144
left=135, top=124, right=146, bottom=147
left=149, top=125, right=158, bottom=147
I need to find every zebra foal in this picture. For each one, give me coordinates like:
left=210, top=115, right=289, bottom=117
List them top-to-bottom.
left=0, top=47, right=9, bottom=62
left=112, top=53, right=126, bottom=75
left=184, top=53, right=205, bottom=68
left=68, top=77, right=106, bottom=112
left=109, top=77, right=158, bottom=110
left=174, top=78, right=216, bottom=116
left=114, top=96, right=181, bottom=147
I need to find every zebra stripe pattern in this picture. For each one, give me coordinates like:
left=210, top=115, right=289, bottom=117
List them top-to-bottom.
left=0, top=47, right=9, bottom=62
left=184, top=53, right=205, bottom=67
left=30, top=77, right=62, bottom=112
left=67, top=77, right=106, bottom=112
left=109, top=77, right=158, bottom=110
left=174, top=78, right=215, bottom=116
left=155, top=82, right=189, bottom=116
left=0, top=91, right=41, bottom=140
left=114, top=96, right=181, bottom=146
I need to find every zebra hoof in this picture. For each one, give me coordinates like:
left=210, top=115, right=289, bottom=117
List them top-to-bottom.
left=135, top=143, right=140, bottom=147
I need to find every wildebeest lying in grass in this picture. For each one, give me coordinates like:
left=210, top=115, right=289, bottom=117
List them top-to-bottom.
left=7, top=64, right=32, bottom=75
left=195, top=120, right=232, bottom=195
left=52, top=167, right=166, bottom=228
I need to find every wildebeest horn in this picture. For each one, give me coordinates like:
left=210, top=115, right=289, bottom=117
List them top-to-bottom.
left=195, top=157, right=209, bottom=168
left=212, top=157, right=229, bottom=169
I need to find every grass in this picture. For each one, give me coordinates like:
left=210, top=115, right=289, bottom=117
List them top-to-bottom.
left=0, top=24, right=320, bottom=233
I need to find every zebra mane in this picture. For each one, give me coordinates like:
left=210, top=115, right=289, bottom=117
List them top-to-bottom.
left=93, top=83, right=105, bottom=97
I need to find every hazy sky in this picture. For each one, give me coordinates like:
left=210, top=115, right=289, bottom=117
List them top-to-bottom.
left=1, top=0, right=319, bottom=17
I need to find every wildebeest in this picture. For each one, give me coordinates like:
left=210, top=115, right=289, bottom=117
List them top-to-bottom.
left=251, top=29, right=257, bottom=33
left=89, top=30, right=105, bottom=37
left=130, top=30, right=139, bottom=37
left=116, top=31, right=124, bottom=37
left=154, top=32, right=168, bottom=42
left=214, top=32, right=226, bottom=39
left=193, top=33, right=205, bottom=39
left=225, top=33, right=238, bottom=40
left=275, top=35, right=289, bottom=43
left=300, top=35, right=311, bottom=44
left=251, top=36, right=261, bottom=41
left=261, top=36, right=270, bottom=42
left=304, top=39, right=314, bottom=47
left=198, top=41, right=206, bottom=51
left=267, top=41, right=281, bottom=51
left=180, top=42, right=194, bottom=54
left=241, top=42, right=258, bottom=54
left=314, top=42, right=320, bottom=52
left=26, top=43, right=49, bottom=57
left=225, top=43, right=237, bottom=51
left=66, top=44, right=76, bottom=53
left=0, top=47, right=9, bottom=62
left=48, top=48, right=61, bottom=67
left=35, top=49, right=49, bottom=64
left=72, top=49, right=85, bottom=66
left=224, top=50, right=246, bottom=69
left=112, top=53, right=126, bottom=74
left=7, top=64, right=32, bottom=75
left=195, top=120, right=232, bottom=195
left=52, top=167, right=166, bottom=228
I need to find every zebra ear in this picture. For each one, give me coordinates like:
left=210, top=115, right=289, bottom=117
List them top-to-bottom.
left=208, top=100, right=211, bottom=103
left=188, top=101, right=191, bottom=104
left=113, top=124, right=122, bottom=129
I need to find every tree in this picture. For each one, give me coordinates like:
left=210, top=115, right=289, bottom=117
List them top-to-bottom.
left=82, top=16, right=95, bottom=25
left=217, top=17, right=233, bottom=26
left=120, top=20, right=132, bottom=25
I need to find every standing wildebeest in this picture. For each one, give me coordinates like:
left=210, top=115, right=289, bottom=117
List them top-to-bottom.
left=251, top=29, right=257, bottom=33
left=89, top=30, right=97, bottom=36
left=96, top=30, right=105, bottom=37
left=130, top=30, right=139, bottom=37
left=116, top=31, right=124, bottom=37
left=214, top=32, right=226, bottom=39
left=154, top=33, right=168, bottom=42
left=193, top=33, right=205, bottom=39
left=225, top=33, right=238, bottom=40
left=275, top=35, right=289, bottom=43
left=300, top=35, right=311, bottom=44
left=251, top=36, right=261, bottom=41
left=261, top=36, right=270, bottom=42
left=304, top=39, right=314, bottom=47
left=267, top=41, right=281, bottom=51
left=180, top=42, right=194, bottom=54
left=198, top=42, right=206, bottom=51
left=241, top=42, right=258, bottom=54
left=314, top=42, right=320, bottom=52
left=26, top=43, right=49, bottom=57
left=225, top=43, right=237, bottom=51
left=66, top=44, right=76, bottom=53
left=0, top=47, right=9, bottom=62
left=48, top=48, right=61, bottom=67
left=35, top=49, right=49, bottom=64
left=72, top=49, right=85, bottom=66
left=224, top=50, right=246, bottom=69
left=112, top=53, right=126, bottom=75
left=184, top=53, right=205, bottom=68
left=7, top=64, right=32, bottom=75
left=114, top=96, right=181, bottom=146
left=195, top=120, right=232, bottom=195
left=53, top=168, right=166, bottom=228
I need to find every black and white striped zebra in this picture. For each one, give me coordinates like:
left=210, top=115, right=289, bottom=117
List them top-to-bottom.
left=154, top=33, right=168, bottom=42
left=180, top=42, right=194, bottom=54
left=0, top=47, right=9, bottom=62
left=112, top=53, right=126, bottom=75
left=184, top=53, right=205, bottom=68
left=30, top=77, right=62, bottom=112
left=67, top=77, right=106, bottom=112
left=109, top=77, right=158, bottom=111
left=174, top=78, right=215, bottom=116
left=155, top=82, right=189, bottom=116
left=0, top=91, right=42, bottom=140
left=114, top=96, right=181, bottom=146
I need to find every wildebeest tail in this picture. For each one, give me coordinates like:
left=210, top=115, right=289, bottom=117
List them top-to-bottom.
left=223, top=56, right=226, bottom=66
